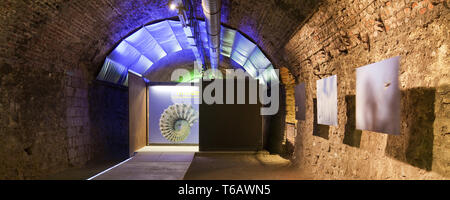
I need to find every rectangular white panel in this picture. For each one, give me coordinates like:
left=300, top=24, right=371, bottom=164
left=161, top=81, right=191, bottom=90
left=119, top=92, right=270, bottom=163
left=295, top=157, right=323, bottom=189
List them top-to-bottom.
left=356, top=56, right=400, bottom=135
left=316, top=75, right=338, bottom=126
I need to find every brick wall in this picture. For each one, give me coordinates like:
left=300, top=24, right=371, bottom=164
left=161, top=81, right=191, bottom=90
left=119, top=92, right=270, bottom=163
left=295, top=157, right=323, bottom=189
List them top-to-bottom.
left=0, top=0, right=155, bottom=179
left=5, top=0, right=444, bottom=180
left=205, top=0, right=321, bottom=66
left=284, top=0, right=449, bottom=179
left=0, top=63, right=68, bottom=179
left=65, top=67, right=91, bottom=166
left=280, top=67, right=296, bottom=124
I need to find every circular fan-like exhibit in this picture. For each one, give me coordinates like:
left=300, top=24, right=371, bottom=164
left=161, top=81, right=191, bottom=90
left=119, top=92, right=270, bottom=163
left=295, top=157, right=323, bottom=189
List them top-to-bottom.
left=159, top=103, right=198, bottom=142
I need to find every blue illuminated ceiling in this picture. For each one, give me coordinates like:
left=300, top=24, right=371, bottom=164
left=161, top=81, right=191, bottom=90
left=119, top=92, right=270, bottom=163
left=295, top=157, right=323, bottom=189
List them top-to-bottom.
left=97, top=20, right=278, bottom=86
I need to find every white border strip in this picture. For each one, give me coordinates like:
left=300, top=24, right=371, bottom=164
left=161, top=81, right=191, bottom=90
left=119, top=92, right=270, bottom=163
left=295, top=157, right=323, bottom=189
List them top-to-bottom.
left=128, top=69, right=142, bottom=77
left=86, top=157, right=134, bottom=180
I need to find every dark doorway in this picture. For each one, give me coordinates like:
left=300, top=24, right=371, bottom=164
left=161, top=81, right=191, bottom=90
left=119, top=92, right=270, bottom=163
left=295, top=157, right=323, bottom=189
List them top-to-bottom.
left=199, top=79, right=263, bottom=151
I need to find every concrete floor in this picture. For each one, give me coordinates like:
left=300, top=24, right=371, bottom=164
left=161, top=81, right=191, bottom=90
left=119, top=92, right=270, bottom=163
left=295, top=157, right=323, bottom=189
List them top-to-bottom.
left=44, top=146, right=312, bottom=180
left=91, top=146, right=197, bottom=180
left=43, top=158, right=127, bottom=180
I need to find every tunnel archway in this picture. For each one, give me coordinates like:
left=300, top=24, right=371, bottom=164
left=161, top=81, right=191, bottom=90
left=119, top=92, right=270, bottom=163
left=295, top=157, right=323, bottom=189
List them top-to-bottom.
left=1, top=0, right=321, bottom=179
left=4, top=0, right=446, bottom=181
left=98, top=18, right=287, bottom=155
left=96, top=19, right=279, bottom=86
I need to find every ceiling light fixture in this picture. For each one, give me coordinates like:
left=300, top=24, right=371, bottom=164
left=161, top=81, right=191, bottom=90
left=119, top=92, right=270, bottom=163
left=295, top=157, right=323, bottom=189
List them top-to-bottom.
left=169, top=3, right=177, bottom=10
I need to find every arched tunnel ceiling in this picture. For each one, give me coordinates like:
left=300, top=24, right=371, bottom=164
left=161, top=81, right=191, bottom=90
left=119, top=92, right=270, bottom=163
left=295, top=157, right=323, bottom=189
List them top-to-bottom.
left=0, top=0, right=319, bottom=80
left=97, top=19, right=278, bottom=85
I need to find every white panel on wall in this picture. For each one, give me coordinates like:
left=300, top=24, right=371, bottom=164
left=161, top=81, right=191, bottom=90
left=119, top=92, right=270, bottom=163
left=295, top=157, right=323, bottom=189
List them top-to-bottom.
left=356, top=56, right=400, bottom=135
left=316, top=75, right=338, bottom=126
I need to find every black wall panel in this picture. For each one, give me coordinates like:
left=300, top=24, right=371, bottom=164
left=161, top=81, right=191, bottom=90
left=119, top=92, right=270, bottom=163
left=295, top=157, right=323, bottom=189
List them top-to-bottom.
left=199, top=79, right=263, bottom=151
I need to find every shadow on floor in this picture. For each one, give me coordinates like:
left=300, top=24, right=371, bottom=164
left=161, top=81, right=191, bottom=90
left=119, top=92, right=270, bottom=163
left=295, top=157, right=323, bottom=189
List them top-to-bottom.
left=385, top=87, right=435, bottom=171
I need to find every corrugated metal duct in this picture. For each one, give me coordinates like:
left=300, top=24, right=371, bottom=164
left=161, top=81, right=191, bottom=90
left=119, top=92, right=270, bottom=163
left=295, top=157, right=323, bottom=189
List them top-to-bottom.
left=201, top=0, right=221, bottom=69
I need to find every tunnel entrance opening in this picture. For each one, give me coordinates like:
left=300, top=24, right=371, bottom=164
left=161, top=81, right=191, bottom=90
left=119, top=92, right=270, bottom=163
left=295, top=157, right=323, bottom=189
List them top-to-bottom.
left=100, top=18, right=282, bottom=156
left=129, top=77, right=273, bottom=154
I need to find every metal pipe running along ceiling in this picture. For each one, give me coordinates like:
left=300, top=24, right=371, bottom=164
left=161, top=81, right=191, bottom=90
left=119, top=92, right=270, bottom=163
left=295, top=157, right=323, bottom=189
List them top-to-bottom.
left=202, top=0, right=221, bottom=70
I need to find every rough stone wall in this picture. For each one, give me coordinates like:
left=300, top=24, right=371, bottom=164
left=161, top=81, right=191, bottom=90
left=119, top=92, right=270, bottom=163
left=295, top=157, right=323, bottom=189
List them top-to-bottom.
left=0, top=0, right=158, bottom=179
left=285, top=0, right=449, bottom=179
left=0, top=61, right=68, bottom=179
left=65, top=67, right=91, bottom=167
left=279, top=67, right=297, bottom=157
left=280, top=67, right=296, bottom=124
left=89, top=81, right=129, bottom=161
